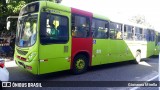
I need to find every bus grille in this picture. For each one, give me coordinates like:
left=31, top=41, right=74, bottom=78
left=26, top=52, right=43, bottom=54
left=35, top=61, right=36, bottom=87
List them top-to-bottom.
left=17, top=49, right=28, bottom=55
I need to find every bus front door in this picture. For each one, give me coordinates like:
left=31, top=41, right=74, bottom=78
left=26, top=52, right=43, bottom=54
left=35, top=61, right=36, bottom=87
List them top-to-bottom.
left=39, top=10, right=71, bottom=74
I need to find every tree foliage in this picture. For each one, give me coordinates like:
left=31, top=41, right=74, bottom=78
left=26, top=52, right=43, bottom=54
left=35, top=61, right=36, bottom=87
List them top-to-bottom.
left=0, top=0, right=35, bottom=33
left=7, top=1, right=26, bottom=14
left=129, top=15, right=153, bottom=28
left=129, top=15, right=145, bottom=24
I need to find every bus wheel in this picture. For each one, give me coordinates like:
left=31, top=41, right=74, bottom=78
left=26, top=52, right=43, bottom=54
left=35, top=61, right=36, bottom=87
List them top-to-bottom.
left=135, top=51, right=141, bottom=64
left=72, top=55, right=88, bottom=74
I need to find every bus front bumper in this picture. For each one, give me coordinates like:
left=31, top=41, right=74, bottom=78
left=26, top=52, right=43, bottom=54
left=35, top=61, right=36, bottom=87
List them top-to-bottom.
left=15, top=58, right=39, bottom=75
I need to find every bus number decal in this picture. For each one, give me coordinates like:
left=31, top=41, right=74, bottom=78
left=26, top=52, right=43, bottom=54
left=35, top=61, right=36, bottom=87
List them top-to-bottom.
left=96, top=49, right=101, bottom=54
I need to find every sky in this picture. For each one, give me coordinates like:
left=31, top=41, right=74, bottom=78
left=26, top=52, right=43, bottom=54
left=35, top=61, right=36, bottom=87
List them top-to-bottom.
left=61, top=0, right=160, bottom=31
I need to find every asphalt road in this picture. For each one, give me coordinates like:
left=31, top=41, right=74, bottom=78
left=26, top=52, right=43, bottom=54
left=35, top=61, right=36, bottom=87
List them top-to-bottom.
left=2, top=57, right=159, bottom=90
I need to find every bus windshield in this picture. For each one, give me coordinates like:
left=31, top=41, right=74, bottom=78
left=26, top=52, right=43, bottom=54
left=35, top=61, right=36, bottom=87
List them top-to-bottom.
left=16, top=15, right=37, bottom=47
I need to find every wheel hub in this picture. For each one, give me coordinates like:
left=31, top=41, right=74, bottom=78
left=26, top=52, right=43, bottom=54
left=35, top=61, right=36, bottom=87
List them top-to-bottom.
left=76, top=59, right=85, bottom=70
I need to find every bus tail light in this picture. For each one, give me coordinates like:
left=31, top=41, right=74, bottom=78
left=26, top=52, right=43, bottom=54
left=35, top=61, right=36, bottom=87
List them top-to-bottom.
left=0, top=60, right=5, bottom=68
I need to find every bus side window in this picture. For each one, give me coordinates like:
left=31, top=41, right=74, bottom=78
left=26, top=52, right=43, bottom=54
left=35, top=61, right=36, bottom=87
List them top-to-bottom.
left=40, top=13, right=69, bottom=44
left=48, top=15, right=59, bottom=38
left=71, top=15, right=90, bottom=38
left=91, top=19, right=96, bottom=37
left=92, top=19, right=108, bottom=39
left=109, top=22, right=116, bottom=39
left=115, top=24, right=122, bottom=39
left=124, top=25, right=133, bottom=40
left=124, top=25, right=127, bottom=40
left=135, top=27, right=139, bottom=41
left=145, top=29, right=151, bottom=41
left=151, top=30, right=155, bottom=41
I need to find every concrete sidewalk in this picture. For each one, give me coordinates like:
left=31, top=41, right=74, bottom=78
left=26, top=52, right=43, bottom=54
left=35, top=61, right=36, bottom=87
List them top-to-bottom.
left=5, top=59, right=17, bottom=68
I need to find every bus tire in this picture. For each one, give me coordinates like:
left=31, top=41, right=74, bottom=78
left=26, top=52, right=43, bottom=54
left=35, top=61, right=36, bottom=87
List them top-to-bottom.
left=135, top=51, right=141, bottom=64
left=72, top=54, right=88, bottom=74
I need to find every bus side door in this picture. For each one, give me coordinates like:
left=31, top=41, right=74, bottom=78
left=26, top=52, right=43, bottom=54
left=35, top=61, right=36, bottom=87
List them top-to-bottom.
left=39, top=10, right=71, bottom=74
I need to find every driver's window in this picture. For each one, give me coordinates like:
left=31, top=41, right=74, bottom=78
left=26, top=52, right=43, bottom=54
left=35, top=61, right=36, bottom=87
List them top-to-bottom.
left=40, top=13, right=69, bottom=44
left=46, top=15, right=59, bottom=38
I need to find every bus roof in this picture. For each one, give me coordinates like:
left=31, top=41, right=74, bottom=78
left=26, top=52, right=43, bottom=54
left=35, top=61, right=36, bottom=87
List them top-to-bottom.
left=25, top=1, right=110, bottom=21
left=45, top=1, right=71, bottom=12
left=93, top=13, right=110, bottom=21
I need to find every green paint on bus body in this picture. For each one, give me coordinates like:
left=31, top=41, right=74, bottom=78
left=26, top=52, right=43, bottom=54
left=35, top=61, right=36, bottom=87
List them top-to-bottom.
left=91, top=14, right=135, bottom=66
left=93, top=14, right=110, bottom=21
left=92, top=39, right=137, bottom=66
left=14, top=41, right=39, bottom=74
left=154, top=45, right=160, bottom=55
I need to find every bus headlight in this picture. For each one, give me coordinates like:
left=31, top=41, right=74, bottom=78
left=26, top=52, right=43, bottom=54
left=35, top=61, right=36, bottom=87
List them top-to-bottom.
left=28, top=52, right=36, bottom=62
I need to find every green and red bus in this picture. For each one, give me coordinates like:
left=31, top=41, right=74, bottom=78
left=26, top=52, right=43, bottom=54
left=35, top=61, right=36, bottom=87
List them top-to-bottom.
left=14, top=1, right=157, bottom=75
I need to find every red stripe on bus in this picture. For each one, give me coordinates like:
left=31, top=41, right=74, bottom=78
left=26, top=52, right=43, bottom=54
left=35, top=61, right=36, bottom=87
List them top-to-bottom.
left=71, top=8, right=92, bottom=17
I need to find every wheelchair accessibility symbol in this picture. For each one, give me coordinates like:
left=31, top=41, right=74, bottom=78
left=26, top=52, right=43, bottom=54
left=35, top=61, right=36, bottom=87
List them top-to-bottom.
left=93, top=40, right=96, bottom=44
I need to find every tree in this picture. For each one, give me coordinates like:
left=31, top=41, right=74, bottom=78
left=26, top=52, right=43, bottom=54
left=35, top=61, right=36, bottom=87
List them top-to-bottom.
left=0, top=0, right=37, bottom=34
left=46, top=0, right=62, bottom=3
left=129, top=15, right=153, bottom=28
left=129, top=15, right=145, bottom=24
left=129, top=15, right=153, bottom=27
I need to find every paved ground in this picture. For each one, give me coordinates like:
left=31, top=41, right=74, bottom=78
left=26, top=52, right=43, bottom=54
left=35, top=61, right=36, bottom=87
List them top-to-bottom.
left=2, top=57, right=159, bottom=90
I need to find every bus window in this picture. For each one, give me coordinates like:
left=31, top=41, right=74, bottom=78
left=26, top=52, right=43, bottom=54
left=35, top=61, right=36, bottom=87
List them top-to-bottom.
left=40, top=13, right=69, bottom=44
left=16, top=15, right=38, bottom=47
left=71, top=15, right=90, bottom=38
left=92, top=19, right=109, bottom=39
left=109, top=22, right=122, bottom=39
left=109, top=22, right=115, bottom=39
left=31, top=23, right=37, bottom=45
left=116, top=24, right=122, bottom=39
left=124, top=25, right=134, bottom=40
left=135, top=27, right=143, bottom=41
left=139, top=28, right=143, bottom=40
left=142, top=28, right=146, bottom=41
left=144, top=29, right=148, bottom=41
left=145, top=29, right=151, bottom=41
left=151, top=30, right=155, bottom=41
left=158, top=33, right=160, bottom=45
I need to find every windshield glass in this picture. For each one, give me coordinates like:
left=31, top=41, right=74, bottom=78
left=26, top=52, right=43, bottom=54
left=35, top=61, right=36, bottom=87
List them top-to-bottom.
left=16, top=15, right=38, bottom=47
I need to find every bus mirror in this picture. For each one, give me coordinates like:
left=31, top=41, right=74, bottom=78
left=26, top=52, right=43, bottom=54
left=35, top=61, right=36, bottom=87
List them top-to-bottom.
left=7, top=21, right=11, bottom=30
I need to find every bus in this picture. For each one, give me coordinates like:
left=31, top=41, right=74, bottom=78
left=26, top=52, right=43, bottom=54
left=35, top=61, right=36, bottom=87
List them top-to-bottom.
left=14, top=1, right=156, bottom=75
